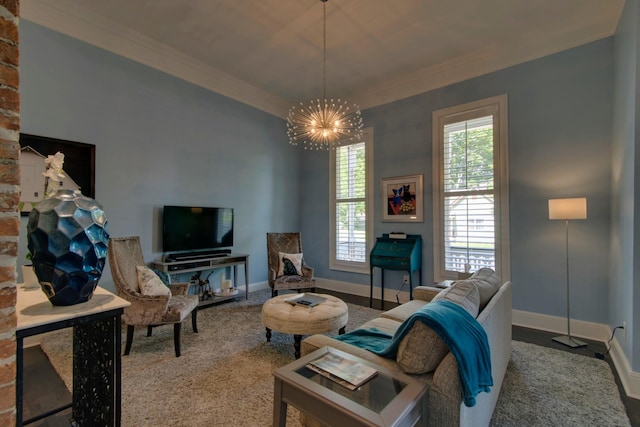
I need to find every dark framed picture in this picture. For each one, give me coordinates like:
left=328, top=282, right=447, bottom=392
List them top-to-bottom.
left=19, top=134, right=95, bottom=216
left=381, top=174, right=423, bottom=222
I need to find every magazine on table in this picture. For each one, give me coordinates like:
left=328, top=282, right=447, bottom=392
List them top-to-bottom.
left=285, top=293, right=327, bottom=307
left=307, top=351, right=378, bottom=390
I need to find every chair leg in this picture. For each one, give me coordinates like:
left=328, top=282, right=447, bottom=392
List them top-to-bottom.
left=272, top=288, right=277, bottom=298
left=192, top=309, right=198, bottom=333
left=173, top=322, right=181, bottom=357
left=124, top=325, right=134, bottom=356
left=147, top=326, right=153, bottom=337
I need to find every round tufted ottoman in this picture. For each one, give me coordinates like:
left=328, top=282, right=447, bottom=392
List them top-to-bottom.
left=261, top=293, right=348, bottom=358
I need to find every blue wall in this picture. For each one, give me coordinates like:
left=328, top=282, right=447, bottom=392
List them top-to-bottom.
left=611, top=0, right=640, bottom=371
left=18, top=20, right=297, bottom=291
left=301, top=38, right=614, bottom=324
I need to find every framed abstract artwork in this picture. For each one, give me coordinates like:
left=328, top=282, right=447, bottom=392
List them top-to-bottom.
left=381, top=174, right=423, bottom=222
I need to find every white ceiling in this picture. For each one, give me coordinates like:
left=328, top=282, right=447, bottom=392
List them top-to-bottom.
left=21, top=0, right=625, bottom=118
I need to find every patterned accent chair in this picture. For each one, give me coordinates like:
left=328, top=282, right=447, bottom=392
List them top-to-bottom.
left=266, top=232, right=315, bottom=297
left=108, top=236, right=199, bottom=357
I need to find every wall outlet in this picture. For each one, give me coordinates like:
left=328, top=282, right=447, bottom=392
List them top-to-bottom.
left=403, top=275, right=409, bottom=284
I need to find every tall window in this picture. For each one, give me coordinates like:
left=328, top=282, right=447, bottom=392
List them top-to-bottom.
left=432, top=95, right=510, bottom=281
left=330, top=128, right=373, bottom=273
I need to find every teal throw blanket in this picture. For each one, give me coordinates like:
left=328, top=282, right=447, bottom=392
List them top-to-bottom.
left=335, top=300, right=492, bottom=406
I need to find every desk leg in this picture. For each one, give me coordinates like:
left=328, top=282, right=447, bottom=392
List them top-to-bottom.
left=244, top=258, right=250, bottom=300
left=369, top=267, right=374, bottom=308
left=381, top=269, right=385, bottom=311
left=409, top=272, right=413, bottom=300
left=72, top=315, right=119, bottom=426
left=16, top=336, right=23, bottom=426
left=273, top=377, right=287, bottom=427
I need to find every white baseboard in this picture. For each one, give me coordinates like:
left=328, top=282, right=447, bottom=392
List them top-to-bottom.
left=314, top=277, right=413, bottom=305
left=247, top=281, right=269, bottom=292
left=512, top=309, right=612, bottom=342
left=609, top=339, right=640, bottom=399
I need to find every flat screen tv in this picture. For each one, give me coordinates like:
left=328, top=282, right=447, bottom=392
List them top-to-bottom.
left=162, top=205, right=233, bottom=254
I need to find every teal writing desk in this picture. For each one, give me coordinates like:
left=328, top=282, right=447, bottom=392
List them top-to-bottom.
left=369, top=234, right=422, bottom=309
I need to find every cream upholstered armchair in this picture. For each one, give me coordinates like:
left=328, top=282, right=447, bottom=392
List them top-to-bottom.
left=266, top=232, right=315, bottom=297
left=108, top=236, right=199, bottom=357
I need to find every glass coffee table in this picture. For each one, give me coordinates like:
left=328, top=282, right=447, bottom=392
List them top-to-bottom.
left=273, top=346, right=426, bottom=426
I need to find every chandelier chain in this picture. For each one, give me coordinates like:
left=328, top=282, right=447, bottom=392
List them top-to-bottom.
left=286, top=0, right=364, bottom=150
left=323, top=0, right=327, bottom=101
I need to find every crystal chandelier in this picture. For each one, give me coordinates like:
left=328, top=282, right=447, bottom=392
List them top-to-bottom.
left=287, top=0, right=363, bottom=150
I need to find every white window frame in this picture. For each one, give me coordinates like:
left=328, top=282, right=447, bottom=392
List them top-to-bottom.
left=432, top=95, right=510, bottom=282
left=329, top=127, right=374, bottom=274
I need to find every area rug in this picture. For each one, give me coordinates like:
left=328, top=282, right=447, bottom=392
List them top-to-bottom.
left=39, top=289, right=378, bottom=426
left=40, top=289, right=631, bottom=426
left=490, top=340, right=630, bottom=427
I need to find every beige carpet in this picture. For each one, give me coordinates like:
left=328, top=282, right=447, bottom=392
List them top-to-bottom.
left=40, top=289, right=631, bottom=426
left=40, top=289, right=380, bottom=426
left=491, top=340, right=630, bottom=426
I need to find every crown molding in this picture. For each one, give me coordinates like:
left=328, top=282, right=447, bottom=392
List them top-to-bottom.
left=20, top=0, right=291, bottom=119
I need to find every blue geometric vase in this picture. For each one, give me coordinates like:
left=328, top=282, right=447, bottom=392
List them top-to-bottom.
left=26, top=189, right=109, bottom=306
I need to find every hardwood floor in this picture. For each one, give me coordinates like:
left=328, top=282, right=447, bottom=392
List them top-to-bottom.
left=21, top=290, right=640, bottom=426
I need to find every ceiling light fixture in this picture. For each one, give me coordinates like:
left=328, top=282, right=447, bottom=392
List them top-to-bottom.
left=286, top=0, right=363, bottom=150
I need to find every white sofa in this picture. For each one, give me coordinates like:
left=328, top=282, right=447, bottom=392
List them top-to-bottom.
left=301, top=269, right=513, bottom=426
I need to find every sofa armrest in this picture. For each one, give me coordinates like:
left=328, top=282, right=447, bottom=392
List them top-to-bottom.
left=301, top=264, right=314, bottom=279
left=413, top=286, right=442, bottom=301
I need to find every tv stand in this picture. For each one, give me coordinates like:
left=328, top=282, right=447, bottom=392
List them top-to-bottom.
left=153, top=253, right=249, bottom=307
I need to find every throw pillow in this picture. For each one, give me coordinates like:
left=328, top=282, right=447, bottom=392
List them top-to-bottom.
left=277, top=252, right=303, bottom=277
left=136, top=266, right=171, bottom=297
left=152, top=268, right=172, bottom=288
left=466, top=268, right=501, bottom=309
left=432, top=280, right=480, bottom=318
left=396, top=281, right=480, bottom=374
left=396, top=321, right=450, bottom=374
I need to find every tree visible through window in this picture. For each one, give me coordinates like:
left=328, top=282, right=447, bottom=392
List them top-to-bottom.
left=433, top=95, right=509, bottom=281
left=443, top=116, right=496, bottom=272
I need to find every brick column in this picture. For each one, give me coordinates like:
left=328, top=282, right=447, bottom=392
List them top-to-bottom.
left=0, top=1, right=20, bottom=426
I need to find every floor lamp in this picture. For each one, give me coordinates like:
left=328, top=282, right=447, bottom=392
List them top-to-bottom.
left=548, top=197, right=587, bottom=348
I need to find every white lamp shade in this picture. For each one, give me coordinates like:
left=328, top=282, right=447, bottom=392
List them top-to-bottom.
left=548, top=198, right=587, bottom=220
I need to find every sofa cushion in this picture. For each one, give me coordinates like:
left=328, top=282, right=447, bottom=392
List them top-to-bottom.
left=396, top=281, right=480, bottom=374
left=380, top=300, right=429, bottom=322
left=359, top=316, right=403, bottom=336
